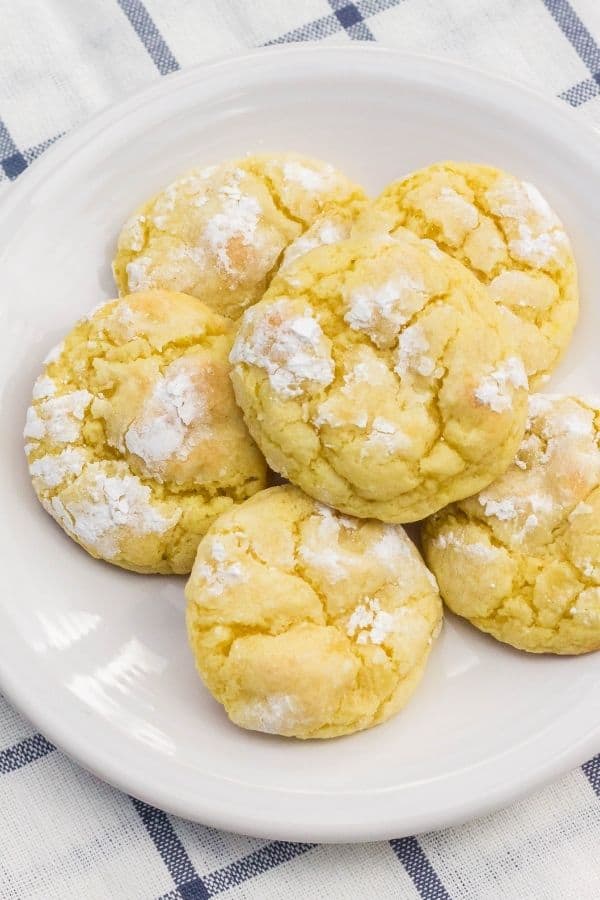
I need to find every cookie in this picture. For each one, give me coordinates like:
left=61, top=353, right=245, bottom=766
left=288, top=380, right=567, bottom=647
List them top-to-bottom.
left=113, top=154, right=366, bottom=320
left=373, top=162, right=578, bottom=387
left=230, top=226, right=529, bottom=523
left=24, top=290, right=267, bottom=574
left=422, top=395, right=600, bottom=654
left=185, top=485, right=442, bottom=739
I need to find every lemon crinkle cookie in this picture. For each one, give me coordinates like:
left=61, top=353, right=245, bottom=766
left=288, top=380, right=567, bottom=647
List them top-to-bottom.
left=113, top=154, right=366, bottom=320
left=374, top=162, right=578, bottom=386
left=230, top=227, right=529, bottom=523
left=24, top=290, right=267, bottom=574
left=422, top=395, right=600, bottom=654
left=185, top=485, right=442, bottom=739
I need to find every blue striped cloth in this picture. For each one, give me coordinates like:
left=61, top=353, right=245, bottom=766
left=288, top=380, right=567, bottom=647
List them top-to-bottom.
left=1, top=2, right=600, bottom=897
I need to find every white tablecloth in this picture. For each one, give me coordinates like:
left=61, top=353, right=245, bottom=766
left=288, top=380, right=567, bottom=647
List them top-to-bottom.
left=1, top=2, right=600, bottom=897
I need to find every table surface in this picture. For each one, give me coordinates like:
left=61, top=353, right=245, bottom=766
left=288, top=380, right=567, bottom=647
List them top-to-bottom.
left=1, top=2, right=600, bottom=898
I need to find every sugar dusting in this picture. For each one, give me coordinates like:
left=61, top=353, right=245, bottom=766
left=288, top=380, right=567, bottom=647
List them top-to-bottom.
left=282, top=161, right=329, bottom=192
left=204, top=172, right=262, bottom=273
left=484, top=177, right=568, bottom=266
left=437, top=186, right=479, bottom=229
left=121, top=214, right=146, bottom=252
left=280, top=218, right=347, bottom=270
left=344, top=275, right=428, bottom=348
left=230, top=299, right=334, bottom=398
left=395, top=324, right=437, bottom=377
left=474, top=357, right=528, bottom=413
left=125, top=363, right=207, bottom=471
left=32, top=375, right=57, bottom=400
left=26, top=391, right=92, bottom=444
left=23, top=406, right=46, bottom=440
left=362, top=417, right=410, bottom=456
left=29, top=448, right=86, bottom=489
left=46, top=463, right=179, bottom=558
left=479, top=496, right=518, bottom=520
left=299, top=504, right=357, bottom=582
left=372, top=525, right=412, bottom=566
left=433, top=532, right=500, bottom=559
left=194, top=538, right=247, bottom=597
left=347, top=598, right=395, bottom=645
left=238, top=693, right=303, bottom=735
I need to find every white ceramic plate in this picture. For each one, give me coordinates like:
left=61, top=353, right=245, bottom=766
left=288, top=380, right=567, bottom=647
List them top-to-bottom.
left=1, top=46, right=599, bottom=843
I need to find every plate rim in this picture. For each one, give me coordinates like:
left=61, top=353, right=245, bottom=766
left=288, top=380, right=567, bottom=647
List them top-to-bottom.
left=1, top=43, right=600, bottom=843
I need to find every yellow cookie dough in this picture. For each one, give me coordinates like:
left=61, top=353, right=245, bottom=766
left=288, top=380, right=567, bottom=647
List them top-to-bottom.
left=113, top=154, right=366, bottom=320
left=373, top=162, right=578, bottom=387
left=230, top=226, right=529, bottom=523
left=24, top=290, right=267, bottom=574
left=423, top=395, right=600, bottom=654
left=185, top=485, right=442, bottom=739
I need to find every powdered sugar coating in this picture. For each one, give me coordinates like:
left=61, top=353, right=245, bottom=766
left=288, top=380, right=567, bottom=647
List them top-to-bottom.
left=114, top=153, right=365, bottom=320
left=283, top=161, right=330, bottom=191
left=375, top=162, right=578, bottom=387
left=204, top=174, right=262, bottom=273
left=484, top=178, right=567, bottom=266
left=436, top=186, right=479, bottom=233
left=280, top=215, right=350, bottom=271
left=232, top=226, right=529, bottom=523
left=125, top=257, right=153, bottom=292
left=343, top=274, right=429, bottom=349
left=25, top=291, right=267, bottom=573
left=230, top=299, right=334, bottom=399
left=395, top=324, right=437, bottom=377
left=474, top=357, right=528, bottom=413
left=124, top=360, right=209, bottom=477
left=32, top=375, right=57, bottom=400
left=25, top=391, right=92, bottom=444
left=424, top=395, right=600, bottom=654
left=362, top=417, right=411, bottom=456
left=29, top=448, right=86, bottom=489
left=45, top=463, right=180, bottom=558
left=186, top=485, right=442, bottom=739
left=298, top=503, right=368, bottom=583
left=432, top=532, right=500, bottom=560
left=193, top=539, right=248, bottom=597
left=347, top=598, right=395, bottom=645
left=235, top=693, right=305, bottom=735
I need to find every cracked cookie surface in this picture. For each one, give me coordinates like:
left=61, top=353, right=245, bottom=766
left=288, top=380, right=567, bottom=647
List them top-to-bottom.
left=113, top=154, right=366, bottom=320
left=373, top=162, right=578, bottom=387
left=230, top=226, right=529, bottom=523
left=24, top=290, right=267, bottom=574
left=422, top=395, right=600, bottom=654
left=185, top=485, right=442, bottom=739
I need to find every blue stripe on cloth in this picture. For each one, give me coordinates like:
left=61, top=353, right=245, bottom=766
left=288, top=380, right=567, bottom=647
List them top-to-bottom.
left=116, top=0, right=180, bottom=75
left=268, top=0, right=403, bottom=44
left=328, top=0, right=375, bottom=40
left=356, top=0, right=407, bottom=16
left=542, top=0, right=600, bottom=74
left=266, top=11, right=345, bottom=44
left=560, top=76, right=600, bottom=106
left=0, top=118, right=27, bottom=180
left=0, top=118, right=19, bottom=158
left=0, top=130, right=63, bottom=181
left=23, top=132, right=64, bottom=164
left=0, top=734, right=55, bottom=774
left=582, top=754, right=600, bottom=796
left=131, top=798, right=208, bottom=899
left=390, top=837, right=451, bottom=900
left=202, top=840, right=315, bottom=896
